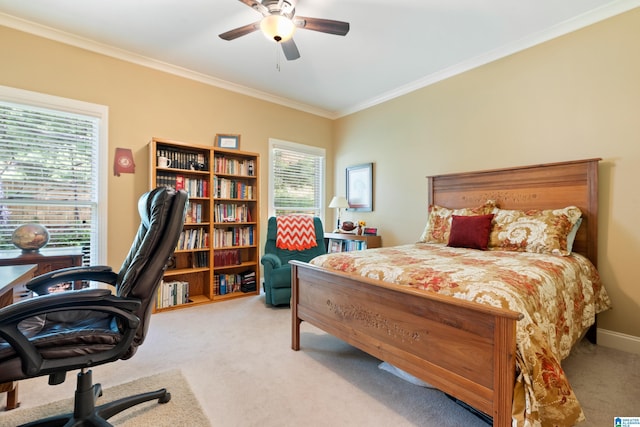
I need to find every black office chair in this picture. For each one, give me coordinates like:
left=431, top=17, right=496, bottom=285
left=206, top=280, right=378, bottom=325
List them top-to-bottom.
left=0, top=187, right=187, bottom=426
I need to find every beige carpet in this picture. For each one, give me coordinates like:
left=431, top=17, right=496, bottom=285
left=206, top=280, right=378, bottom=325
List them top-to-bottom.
left=3, top=294, right=639, bottom=426
left=0, top=370, right=210, bottom=426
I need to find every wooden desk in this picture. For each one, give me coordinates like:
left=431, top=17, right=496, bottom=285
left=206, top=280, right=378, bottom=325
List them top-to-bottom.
left=0, top=247, right=83, bottom=290
left=0, top=264, right=38, bottom=410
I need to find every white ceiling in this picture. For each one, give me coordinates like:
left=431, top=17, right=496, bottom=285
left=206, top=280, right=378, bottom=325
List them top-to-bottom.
left=1, top=0, right=637, bottom=118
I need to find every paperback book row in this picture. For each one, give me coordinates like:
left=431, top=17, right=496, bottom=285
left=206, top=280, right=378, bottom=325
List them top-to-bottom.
left=156, top=148, right=208, bottom=171
left=213, top=156, right=255, bottom=176
left=156, top=174, right=209, bottom=198
left=213, top=176, right=254, bottom=200
left=185, top=201, right=205, bottom=224
left=214, top=203, right=253, bottom=223
left=213, top=226, right=255, bottom=248
left=176, top=227, right=209, bottom=251
left=328, top=238, right=369, bottom=253
left=214, top=270, right=257, bottom=295
left=156, top=280, right=190, bottom=309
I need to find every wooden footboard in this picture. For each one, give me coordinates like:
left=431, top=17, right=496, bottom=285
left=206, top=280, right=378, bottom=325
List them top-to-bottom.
left=291, top=261, right=523, bottom=427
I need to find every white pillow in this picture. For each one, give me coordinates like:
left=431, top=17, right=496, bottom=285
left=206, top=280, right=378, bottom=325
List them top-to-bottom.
left=566, top=217, right=582, bottom=253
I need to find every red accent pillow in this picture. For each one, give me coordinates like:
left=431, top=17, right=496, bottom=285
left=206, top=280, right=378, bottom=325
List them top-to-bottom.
left=447, top=214, right=494, bottom=250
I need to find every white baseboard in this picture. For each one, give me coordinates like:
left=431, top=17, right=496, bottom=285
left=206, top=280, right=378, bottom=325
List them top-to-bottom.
left=598, top=328, right=640, bottom=355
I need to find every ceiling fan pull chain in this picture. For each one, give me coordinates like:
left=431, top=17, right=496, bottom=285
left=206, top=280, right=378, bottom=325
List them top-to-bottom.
left=275, top=43, right=281, bottom=72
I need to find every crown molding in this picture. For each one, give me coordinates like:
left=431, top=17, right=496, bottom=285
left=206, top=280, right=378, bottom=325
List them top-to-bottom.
left=3, top=0, right=639, bottom=121
left=335, top=0, right=640, bottom=118
left=0, top=12, right=335, bottom=119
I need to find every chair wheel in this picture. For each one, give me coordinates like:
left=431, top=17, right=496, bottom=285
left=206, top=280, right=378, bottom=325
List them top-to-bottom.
left=159, top=392, right=171, bottom=404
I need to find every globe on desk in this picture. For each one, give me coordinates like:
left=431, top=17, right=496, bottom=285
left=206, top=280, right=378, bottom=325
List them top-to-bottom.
left=11, top=223, right=50, bottom=253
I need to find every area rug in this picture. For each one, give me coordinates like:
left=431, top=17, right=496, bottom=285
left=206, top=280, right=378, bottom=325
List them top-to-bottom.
left=0, top=370, right=210, bottom=426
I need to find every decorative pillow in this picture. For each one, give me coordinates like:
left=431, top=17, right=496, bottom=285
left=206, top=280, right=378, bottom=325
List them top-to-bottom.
left=419, top=200, right=496, bottom=244
left=488, top=206, right=582, bottom=256
left=447, top=214, right=494, bottom=250
left=566, top=217, right=582, bottom=253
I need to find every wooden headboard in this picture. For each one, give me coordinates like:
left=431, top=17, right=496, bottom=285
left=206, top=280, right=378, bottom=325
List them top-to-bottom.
left=427, top=158, right=600, bottom=266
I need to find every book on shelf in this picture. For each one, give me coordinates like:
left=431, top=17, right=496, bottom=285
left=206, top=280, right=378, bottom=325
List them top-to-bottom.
left=155, top=148, right=209, bottom=171
left=214, top=157, right=256, bottom=176
left=156, top=175, right=208, bottom=198
left=175, top=175, right=185, bottom=191
left=213, top=176, right=255, bottom=199
left=185, top=202, right=203, bottom=224
left=214, top=203, right=252, bottom=223
left=213, top=226, right=254, bottom=248
left=175, top=228, right=209, bottom=251
left=327, top=238, right=367, bottom=253
left=344, top=240, right=367, bottom=251
left=214, top=249, right=241, bottom=266
left=192, top=250, right=209, bottom=268
left=214, top=271, right=253, bottom=295
left=156, top=280, right=190, bottom=309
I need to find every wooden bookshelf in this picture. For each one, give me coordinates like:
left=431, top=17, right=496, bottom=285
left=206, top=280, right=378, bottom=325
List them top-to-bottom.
left=149, top=137, right=260, bottom=312
left=324, top=232, right=381, bottom=253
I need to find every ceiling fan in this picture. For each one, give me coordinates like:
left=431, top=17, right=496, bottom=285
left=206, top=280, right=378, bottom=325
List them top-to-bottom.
left=218, top=0, right=350, bottom=61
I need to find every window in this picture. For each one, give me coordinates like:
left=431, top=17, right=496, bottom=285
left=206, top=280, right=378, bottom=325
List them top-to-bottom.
left=0, top=86, right=108, bottom=265
left=269, top=139, right=325, bottom=220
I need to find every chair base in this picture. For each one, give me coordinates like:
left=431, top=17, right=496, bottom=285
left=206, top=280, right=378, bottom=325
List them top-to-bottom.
left=19, top=369, right=171, bottom=427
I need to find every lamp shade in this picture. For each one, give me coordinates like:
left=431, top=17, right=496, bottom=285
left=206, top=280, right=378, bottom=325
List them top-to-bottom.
left=260, top=15, right=296, bottom=42
left=329, top=196, right=349, bottom=209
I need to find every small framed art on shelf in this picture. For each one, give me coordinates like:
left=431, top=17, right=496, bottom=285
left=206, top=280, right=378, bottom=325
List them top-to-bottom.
left=215, top=134, right=240, bottom=150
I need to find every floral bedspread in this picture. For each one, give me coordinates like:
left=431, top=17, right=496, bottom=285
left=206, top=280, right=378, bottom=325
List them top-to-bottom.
left=309, top=243, right=611, bottom=427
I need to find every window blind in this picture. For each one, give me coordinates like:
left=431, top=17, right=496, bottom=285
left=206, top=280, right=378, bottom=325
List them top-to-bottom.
left=0, top=101, right=99, bottom=263
left=271, top=143, right=324, bottom=217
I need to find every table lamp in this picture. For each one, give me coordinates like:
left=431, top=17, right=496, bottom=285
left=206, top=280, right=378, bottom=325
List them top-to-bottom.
left=329, top=196, right=349, bottom=231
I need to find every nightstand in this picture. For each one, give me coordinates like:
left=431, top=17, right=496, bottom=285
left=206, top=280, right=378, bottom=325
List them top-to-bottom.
left=324, top=232, right=381, bottom=253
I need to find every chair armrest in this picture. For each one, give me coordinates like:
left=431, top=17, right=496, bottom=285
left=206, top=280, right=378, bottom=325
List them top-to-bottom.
left=261, top=253, right=282, bottom=269
left=27, top=265, right=117, bottom=295
left=0, top=289, right=140, bottom=378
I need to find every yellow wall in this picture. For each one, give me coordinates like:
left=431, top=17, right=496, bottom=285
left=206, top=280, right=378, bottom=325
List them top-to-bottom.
left=2, top=8, right=639, bottom=343
left=334, top=9, right=640, bottom=339
left=0, top=25, right=334, bottom=268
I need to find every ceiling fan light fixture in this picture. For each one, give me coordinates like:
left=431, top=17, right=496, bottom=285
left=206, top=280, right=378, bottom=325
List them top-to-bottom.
left=260, top=14, right=295, bottom=43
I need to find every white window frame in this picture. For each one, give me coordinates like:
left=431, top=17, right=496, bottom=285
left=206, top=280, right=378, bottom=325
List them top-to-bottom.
left=0, top=85, right=108, bottom=264
left=268, top=138, right=325, bottom=223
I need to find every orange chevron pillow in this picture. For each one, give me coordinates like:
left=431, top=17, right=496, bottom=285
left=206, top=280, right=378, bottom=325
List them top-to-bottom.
left=276, top=215, right=318, bottom=251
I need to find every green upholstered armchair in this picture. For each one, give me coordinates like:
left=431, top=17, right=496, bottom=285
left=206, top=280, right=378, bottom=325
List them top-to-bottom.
left=261, top=216, right=326, bottom=306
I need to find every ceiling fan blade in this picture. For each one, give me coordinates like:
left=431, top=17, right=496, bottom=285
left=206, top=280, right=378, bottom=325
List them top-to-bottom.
left=237, top=0, right=269, bottom=15
left=294, top=16, right=350, bottom=36
left=219, top=21, right=260, bottom=41
left=281, top=39, right=301, bottom=61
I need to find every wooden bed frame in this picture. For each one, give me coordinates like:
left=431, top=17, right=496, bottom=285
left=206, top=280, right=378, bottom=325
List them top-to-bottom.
left=291, top=158, right=600, bottom=427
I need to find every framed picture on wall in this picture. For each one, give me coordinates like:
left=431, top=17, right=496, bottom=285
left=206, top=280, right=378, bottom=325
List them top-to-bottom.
left=215, top=134, right=240, bottom=150
left=346, top=163, right=373, bottom=212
